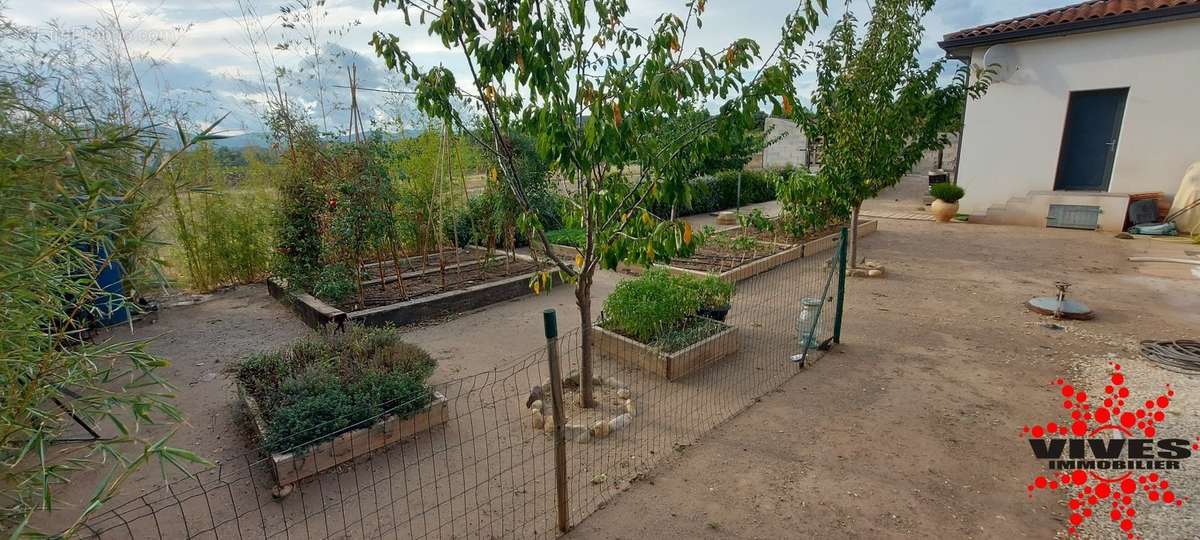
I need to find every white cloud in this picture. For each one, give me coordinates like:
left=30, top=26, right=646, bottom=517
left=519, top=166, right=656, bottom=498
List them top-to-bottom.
left=3, top=0, right=1069, bottom=131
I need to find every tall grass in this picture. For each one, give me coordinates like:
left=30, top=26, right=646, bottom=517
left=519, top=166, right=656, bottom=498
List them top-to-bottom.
left=167, top=145, right=277, bottom=291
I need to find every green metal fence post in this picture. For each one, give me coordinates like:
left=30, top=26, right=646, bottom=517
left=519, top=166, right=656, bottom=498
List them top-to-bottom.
left=833, top=227, right=848, bottom=344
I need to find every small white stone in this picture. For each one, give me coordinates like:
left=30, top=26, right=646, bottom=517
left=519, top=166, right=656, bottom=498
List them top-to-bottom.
left=609, top=413, right=632, bottom=432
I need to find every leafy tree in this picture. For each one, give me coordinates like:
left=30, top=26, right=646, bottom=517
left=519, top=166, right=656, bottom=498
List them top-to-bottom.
left=371, top=0, right=823, bottom=406
left=799, top=0, right=990, bottom=266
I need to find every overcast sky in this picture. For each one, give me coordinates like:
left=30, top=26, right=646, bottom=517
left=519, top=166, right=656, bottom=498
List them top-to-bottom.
left=2, top=0, right=1068, bottom=133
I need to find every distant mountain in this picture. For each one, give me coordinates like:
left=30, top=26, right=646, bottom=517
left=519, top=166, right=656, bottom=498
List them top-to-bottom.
left=207, top=129, right=424, bottom=150
left=211, top=131, right=274, bottom=150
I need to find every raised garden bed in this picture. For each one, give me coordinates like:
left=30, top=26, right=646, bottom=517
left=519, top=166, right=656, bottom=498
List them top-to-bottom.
left=722, top=219, right=879, bottom=258
left=799, top=219, right=878, bottom=258
left=650, top=234, right=800, bottom=283
left=269, top=248, right=558, bottom=329
left=595, top=270, right=741, bottom=380
left=594, top=319, right=739, bottom=380
left=232, top=328, right=445, bottom=489
left=242, top=389, right=448, bottom=488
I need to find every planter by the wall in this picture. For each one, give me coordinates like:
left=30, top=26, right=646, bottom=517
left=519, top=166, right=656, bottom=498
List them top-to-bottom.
left=931, top=200, right=959, bottom=222
left=269, top=252, right=558, bottom=330
left=593, top=322, right=739, bottom=381
left=241, top=389, right=449, bottom=488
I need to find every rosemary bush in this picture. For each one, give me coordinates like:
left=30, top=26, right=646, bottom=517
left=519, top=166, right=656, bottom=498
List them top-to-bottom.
left=231, top=326, right=437, bottom=454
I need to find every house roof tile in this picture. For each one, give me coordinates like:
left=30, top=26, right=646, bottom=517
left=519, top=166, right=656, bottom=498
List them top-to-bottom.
left=940, top=0, right=1200, bottom=49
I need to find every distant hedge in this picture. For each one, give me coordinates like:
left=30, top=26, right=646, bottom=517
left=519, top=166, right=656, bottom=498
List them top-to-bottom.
left=648, top=169, right=779, bottom=218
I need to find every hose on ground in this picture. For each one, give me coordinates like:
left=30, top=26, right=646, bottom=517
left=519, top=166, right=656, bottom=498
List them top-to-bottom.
left=1140, top=340, right=1200, bottom=375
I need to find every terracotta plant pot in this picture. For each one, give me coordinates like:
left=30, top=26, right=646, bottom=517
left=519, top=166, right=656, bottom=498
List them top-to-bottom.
left=931, top=199, right=959, bottom=222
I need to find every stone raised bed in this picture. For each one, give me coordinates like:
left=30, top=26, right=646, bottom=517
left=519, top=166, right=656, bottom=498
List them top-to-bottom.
left=269, top=251, right=559, bottom=330
left=593, top=321, right=740, bottom=381
left=241, top=389, right=449, bottom=488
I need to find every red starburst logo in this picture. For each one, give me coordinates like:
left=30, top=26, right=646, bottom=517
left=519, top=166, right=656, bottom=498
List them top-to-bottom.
left=1021, top=362, right=1200, bottom=538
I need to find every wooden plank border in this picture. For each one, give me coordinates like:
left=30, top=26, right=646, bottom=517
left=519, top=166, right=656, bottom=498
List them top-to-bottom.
left=801, top=220, right=878, bottom=258
left=269, top=252, right=556, bottom=330
left=593, top=322, right=740, bottom=381
left=241, top=389, right=449, bottom=488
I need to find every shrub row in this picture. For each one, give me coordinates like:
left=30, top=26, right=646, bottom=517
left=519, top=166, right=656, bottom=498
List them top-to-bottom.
left=647, top=169, right=779, bottom=218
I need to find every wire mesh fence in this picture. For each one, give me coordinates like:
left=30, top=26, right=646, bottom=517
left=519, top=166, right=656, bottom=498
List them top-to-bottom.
left=74, top=230, right=847, bottom=539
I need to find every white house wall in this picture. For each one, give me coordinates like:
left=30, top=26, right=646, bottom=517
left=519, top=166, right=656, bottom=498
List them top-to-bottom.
left=956, top=18, right=1200, bottom=217
left=762, top=118, right=808, bottom=168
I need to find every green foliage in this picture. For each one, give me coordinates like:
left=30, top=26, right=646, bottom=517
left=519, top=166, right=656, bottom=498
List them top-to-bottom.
left=372, top=0, right=826, bottom=403
left=801, top=0, right=991, bottom=207
left=0, top=89, right=217, bottom=535
left=273, top=117, right=329, bottom=291
left=389, top=127, right=470, bottom=257
left=442, top=133, right=558, bottom=252
left=168, top=144, right=276, bottom=291
left=775, top=167, right=852, bottom=238
left=648, top=170, right=778, bottom=218
left=929, top=182, right=964, bottom=203
left=738, top=209, right=773, bottom=234
left=546, top=228, right=586, bottom=248
left=705, top=234, right=760, bottom=254
left=313, top=264, right=358, bottom=303
left=601, top=269, right=702, bottom=343
left=695, top=276, right=734, bottom=309
left=652, top=318, right=726, bottom=353
left=231, top=326, right=437, bottom=454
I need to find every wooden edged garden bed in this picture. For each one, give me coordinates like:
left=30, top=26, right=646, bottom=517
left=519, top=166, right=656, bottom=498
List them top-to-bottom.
left=720, top=219, right=878, bottom=258
left=799, top=220, right=877, bottom=258
left=269, top=251, right=560, bottom=329
left=593, top=321, right=740, bottom=381
left=241, top=389, right=449, bottom=488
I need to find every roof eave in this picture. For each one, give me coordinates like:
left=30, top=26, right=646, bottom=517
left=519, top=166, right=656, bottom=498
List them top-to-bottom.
left=938, top=3, right=1200, bottom=53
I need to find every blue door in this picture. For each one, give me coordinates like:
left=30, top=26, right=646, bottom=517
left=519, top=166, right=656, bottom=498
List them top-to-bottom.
left=1054, top=88, right=1128, bottom=191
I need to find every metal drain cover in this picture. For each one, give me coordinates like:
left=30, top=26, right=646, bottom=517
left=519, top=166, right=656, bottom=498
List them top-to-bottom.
left=1025, top=297, right=1094, bottom=320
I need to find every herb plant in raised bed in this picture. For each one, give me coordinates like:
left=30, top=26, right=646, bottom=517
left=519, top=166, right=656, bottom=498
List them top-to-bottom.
left=595, top=269, right=739, bottom=380
left=695, top=276, right=735, bottom=322
left=231, top=326, right=447, bottom=487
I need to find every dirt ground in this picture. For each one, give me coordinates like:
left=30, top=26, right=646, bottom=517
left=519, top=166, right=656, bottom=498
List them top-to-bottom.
left=567, top=219, right=1200, bottom=540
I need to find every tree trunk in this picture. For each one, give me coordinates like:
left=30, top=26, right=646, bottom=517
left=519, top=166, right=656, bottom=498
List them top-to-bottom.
left=849, top=203, right=861, bottom=269
left=575, top=271, right=595, bottom=408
